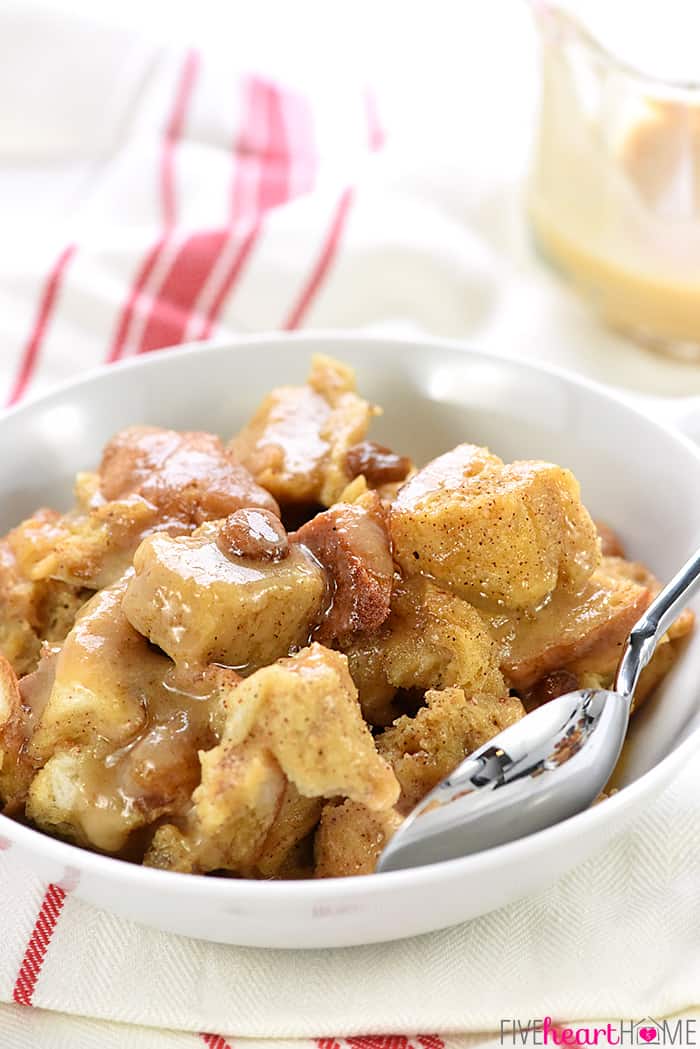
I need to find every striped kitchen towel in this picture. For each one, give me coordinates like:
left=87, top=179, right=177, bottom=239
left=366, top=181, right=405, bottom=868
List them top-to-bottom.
left=0, top=4, right=502, bottom=408
left=0, top=11, right=385, bottom=405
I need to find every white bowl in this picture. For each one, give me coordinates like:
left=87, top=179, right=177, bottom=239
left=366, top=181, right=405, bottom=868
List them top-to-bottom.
left=2, top=332, right=700, bottom=949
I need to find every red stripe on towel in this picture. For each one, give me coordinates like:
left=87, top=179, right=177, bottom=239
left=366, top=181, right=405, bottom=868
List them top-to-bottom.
left=105, top=49, right=199, bottom=363
left=161, top=51, right=199, bottom=228
left=138, top=73, right=305, bottom=352
left=136, top=74, right=269, bottom=353
left=195, top=76, right=312, bottom=341
left=256, top=77, right=292, bottom=212
left=281, top=86, right=382, bottom=331
left=286, top=86, right=318, bottom=197
left=365, top=88, right=386, bottom=151
left=283, top=186, right=353, bottom=330
left=196, top=224, right=261, bottom=340
left=135, top=229, right=229, bottom=354
left=105, top=234, right=169, bottom=363
left=5, top=244, right=76, bottom=406
left=12, top=884, right=67, bottom=1006
left=200, top=1033, right=233, bottom=1049
left=347, top=1038, right=411, bottom=1049
left=318, top=1039, right=444, bottom=1049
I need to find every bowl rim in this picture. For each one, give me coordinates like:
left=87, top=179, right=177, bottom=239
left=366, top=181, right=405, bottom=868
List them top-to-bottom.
left=2, top=328, right=700, bottom=901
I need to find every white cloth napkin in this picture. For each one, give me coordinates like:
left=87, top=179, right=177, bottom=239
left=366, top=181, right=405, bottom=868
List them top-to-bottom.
left=1, top=5, right=700, bottom=1046
left=2, top=772, right=700, bottom=1042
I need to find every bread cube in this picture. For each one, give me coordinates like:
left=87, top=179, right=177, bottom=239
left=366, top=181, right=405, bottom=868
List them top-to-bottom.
left=230, top=355, right=376, bottom=506
left=99, top=425, right=279, bottom=522
left=10, top=426, right=280, bottom=595
left=392, top=444, right=600, bottom=609
left=293, top=494, right=393, bottom=644
left=123, top=520, right=326, bottom=669
left=0, top=540, right=42, bottom=674
left=564, top=556, right=695, bottom=711
left=488, top=561, right=653, bottom=690
left=345, top=577, right=506, bottom=724
left=29, top=579, right=163, bottom=764
left=213, top=643, right=399, bottom=810
left=149, top=644, right=398, bottom=875
left=0, top=654, right=35, bottom=810
left=377, top=687, right=525, bottom=813
left=26, top=748, right=146, bottom=853
left=254, top=783, right=322, bottom=878
left=314, top=800, right=401, bottom=878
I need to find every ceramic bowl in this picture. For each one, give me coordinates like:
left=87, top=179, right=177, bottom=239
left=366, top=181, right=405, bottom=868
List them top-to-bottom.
left=2, top=332, right=699, bottom=948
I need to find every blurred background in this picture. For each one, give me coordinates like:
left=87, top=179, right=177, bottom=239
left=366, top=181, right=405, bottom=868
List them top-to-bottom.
left=3, top=0, right=700, bottom=406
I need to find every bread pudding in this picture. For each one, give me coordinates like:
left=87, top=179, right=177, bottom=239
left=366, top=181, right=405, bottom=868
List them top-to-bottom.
left=0, top=356, right=693, bottom=878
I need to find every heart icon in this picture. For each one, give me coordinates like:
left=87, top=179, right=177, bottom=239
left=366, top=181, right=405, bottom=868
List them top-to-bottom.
left=639, top=1029, right=657, bottom=1043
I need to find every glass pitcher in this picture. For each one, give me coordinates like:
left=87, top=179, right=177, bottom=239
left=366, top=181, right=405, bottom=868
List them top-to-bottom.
left=529, top=1, right=700, bottom=361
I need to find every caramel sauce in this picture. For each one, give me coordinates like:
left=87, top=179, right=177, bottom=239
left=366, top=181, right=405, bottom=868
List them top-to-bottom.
left=248, top=387, right=331, bottom=481
left=100, top=425, right=278, bottom=522
left=143, top=522, right=311, bottom=590
left=22, top=576, right=237, bottom=853
left=485, top=578, right=617, bottom=666
left=17, top=645, right=59, bottom=742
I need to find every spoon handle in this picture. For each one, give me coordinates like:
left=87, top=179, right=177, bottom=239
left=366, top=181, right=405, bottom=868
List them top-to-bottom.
left=615, top=546, right=700, bottom=699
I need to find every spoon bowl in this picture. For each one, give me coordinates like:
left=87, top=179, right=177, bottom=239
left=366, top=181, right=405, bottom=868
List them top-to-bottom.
left=377, top=688, right=628, bottom=872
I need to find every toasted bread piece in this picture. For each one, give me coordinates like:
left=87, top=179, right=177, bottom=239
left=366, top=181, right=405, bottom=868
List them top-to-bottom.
left=230, top=355, right=377, bottom=506
left=100, top=425, right=279, bottom=522
left=11, top=427, right=279, bottom=593
left=392, top=444, right=600, bottom=609
left=294, top=494, right=393, bottom=645
left=9, top=498, right=158, bottom=591
left=123, top=520, right=326, bottom=670
left=0, top=536, right=89, bottom=676
left=0, top=540, right=42, bottom=673
left=601, top=556, right=695, bottom=642
left=488, top=562, right=652, bottom=690
left=346, top=577, right=506, bottom=725
left=29, top=578, right=160, bottom=763
left=26, top=637, right=232, bottom=854
left=211, top=644, right=398, bottom=810
left=149, top=645, right=398, bottom=875
left=0, top=654, right=35, bottom=811
left=0, top=654, right=21, bottom=745
left=28, top=683, right=220, bottom=855
left=376, top=687, right=525, bottom=814
left=194, top=740, right=287, bottom=869
left=146, top=744, right=287, bottom=875
left=27, top=748, right=148, bottom=853
left=254, top=783, right=323, bottom=878
left=314, top=799, right=402, bottom=878
left=144, top=823, right=196, bottom=873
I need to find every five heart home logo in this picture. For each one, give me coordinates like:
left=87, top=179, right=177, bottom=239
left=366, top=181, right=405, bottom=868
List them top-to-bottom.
left=499, top=1015, right=695, bottom=1045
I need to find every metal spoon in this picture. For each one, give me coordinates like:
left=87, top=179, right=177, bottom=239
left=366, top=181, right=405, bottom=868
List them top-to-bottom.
left=377, top=547, right=700, bottom=873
